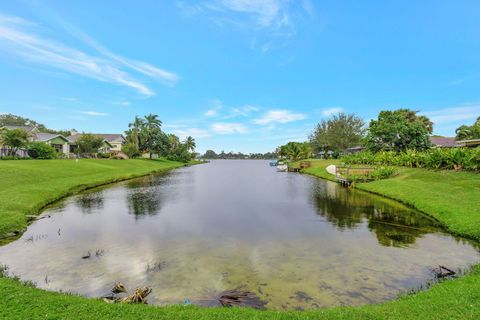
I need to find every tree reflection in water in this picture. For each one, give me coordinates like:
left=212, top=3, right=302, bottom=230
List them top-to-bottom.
left=125, top=175, right=167, bottom=218
left=310, top=180, right=441, bottom=248
left=75, top=191, right=104, bottom=214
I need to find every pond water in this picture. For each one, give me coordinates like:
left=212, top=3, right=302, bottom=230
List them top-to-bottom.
left=0, top=160, right=479, bottom=310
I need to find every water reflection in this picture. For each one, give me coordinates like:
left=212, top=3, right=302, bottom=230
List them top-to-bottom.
left=0, top=160, right=478, bottom=310
left=311, top=181, right=439, bottom=247
left=75, top=192, right=104, bottom=214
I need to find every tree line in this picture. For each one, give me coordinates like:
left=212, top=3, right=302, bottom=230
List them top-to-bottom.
left=277, top=109, right=479, bottom=161
left=123, top=114, right=196, bottom=162
left=202, top=150, right=276, bottom=159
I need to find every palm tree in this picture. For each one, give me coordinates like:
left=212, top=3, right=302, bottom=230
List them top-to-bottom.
left=144, top=114, right=162, bottom=131
left=127, top=116, right=145, bottom=147
left=0, top=128, right=29, bottom=156
left=184, top=136, right=196, bottom=152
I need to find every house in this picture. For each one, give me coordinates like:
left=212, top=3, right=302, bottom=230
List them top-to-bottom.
left=0, top=125, right=69, bottom=156
left=33, top=133, right=69, bottom=154
left=66, top=134, right=114, bottom=154
left=95, top=134, right=126, bottom=152
left=430, top=137, right=457, bottom=148
left=345, top=146, right=365, bottom=154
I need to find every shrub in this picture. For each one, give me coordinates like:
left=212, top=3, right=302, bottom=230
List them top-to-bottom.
left=27, top=142, right=58, bottom=159
left=122, top=142, right=140, bottom=158
left=342, top=147, right=480, bottom=172
left=96, top=152, right=111, bottom=159
left=0, top=156, right=31, bottom=160
left=372, top=167, right=397, bottom=180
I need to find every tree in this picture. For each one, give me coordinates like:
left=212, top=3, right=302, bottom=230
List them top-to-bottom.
left=364, top=109, right=432, bottom=152
left=309, top=112, right=365, bottom=153
left=0, top=113, right=70, bottom=136
left=126, top=116, right=145, bottom=147
left=455, top=117, right=480, bottom=140
left=0, top=128, right=29, bottom=156
left=77, top=134, right=104, bottom=153
left=184, top=136, right=196, bottom=153
left=27, top=142, right=57, bottom=159
left=122, top=142, right=140, bottom=158
left=278, top=142, right=312, bottom=161
left=204, top=150, right=218, bottom=159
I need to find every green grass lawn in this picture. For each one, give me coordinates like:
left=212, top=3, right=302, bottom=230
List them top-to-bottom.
left=0, top=159, right=479, bottom=319
left=0, top=159, right=187, bottom=239
left=301, top=160, right=480, bottom=240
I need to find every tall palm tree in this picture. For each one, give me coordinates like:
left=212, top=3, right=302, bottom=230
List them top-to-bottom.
left=144, top=114, right=162, bottom=131
left=127, top=116, right=145, bottom=147
left=184, top=136, right=196, bottom=152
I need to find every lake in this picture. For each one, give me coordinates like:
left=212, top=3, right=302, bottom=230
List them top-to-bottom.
left=0, top=160, right=478, bottom=310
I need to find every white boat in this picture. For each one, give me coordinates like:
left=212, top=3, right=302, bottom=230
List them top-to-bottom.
left=277, top=164, right=288, bottom=172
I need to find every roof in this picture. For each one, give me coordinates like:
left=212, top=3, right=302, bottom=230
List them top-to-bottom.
left=1, top=125, right=38, bottom=133
left=34, top=133, right=68, bottom=143
left=66, top=134, right=124, bottom=143
left=66, top=134, right=114, bottom=147
left=95, top=134, right=125, bottom=143
left=430, top=137, right=457, bottom=147
left=456, top=139, right=480, bottom=147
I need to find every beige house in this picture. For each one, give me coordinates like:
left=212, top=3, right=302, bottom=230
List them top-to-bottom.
left=66, top=134, right=114, bottom=154
left=95, top=134, right=126, bottom=152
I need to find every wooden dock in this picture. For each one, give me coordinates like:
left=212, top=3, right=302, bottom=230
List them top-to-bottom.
left=335, top=166, right=376, bottom=187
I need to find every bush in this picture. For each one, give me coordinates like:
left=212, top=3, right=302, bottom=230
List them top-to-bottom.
left=27, top=142, right=58, bottom=159
left=122, top=142, right=140, bottom=158
left=342, top=147, right=480, bottom=172
left=97, top=152, right=111, bottom=159
left=0, top=156, right=31, bottom=160
left=372, top=167, right=397, bottom=180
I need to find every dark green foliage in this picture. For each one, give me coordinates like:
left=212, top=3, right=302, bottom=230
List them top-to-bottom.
left=364, top=109, right=432, bottom=152
left=310, top=112, right=365, bottom=152
left=0, top=113, right=71, bottom=136
left=456, top=117, right=480, bottom=140
left=0, top=128, right=29, bottom=156
left=77, top=134, right=104, bottom=153
left=27, top=142, right=57, bottom=159
left=122, top=142, right=141, bottom=158
left=278, top=142, right=312, bottom=161
left=167, top=143, right=192, bottom=163
left=343, top=148, right=480, bottom=172
left=96, top=153, right=111, bottom=159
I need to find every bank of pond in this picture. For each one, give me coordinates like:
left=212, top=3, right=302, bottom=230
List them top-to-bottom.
left=0, top=160, right=479, bottom=311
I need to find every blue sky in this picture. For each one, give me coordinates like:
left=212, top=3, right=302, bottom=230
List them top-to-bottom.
left=0, top=0, right=479, bottom=153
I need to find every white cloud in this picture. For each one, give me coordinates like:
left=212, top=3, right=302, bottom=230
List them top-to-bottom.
left=179, top=1, right=314, bottom=51
left=0, top=13, right=179, bottom=96
left=204, top=98, right=224, bottom=117
left=111, top=101, right=130, bottom=106
left=227, top=105, right=259, bottom=118
left=423, top=105, right=480, bottom=125
left=321, top=107, right=343, bottom=116
left=205, top=109, right=219, bottom=117
left=253, top=109, right=306, bottom=125
left=79, top=111, right=108, bottom=116
left=211, top=122, right=248, bottom=134
left=174, top=128, right=210, bottom=139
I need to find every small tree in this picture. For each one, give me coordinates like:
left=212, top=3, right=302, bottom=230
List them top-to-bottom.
left=364, top=109, right=432, bottom=152
left=310, top=112, right=365, bottom=153
left=456, top=117, right=480, bottom=140
left=0, top=128, right=29, bottom=156
left=77, top=134, right=104, bottom=154
left=28, top=142, right=57, bottom=159
left=122, top=142, right=140, bottom=158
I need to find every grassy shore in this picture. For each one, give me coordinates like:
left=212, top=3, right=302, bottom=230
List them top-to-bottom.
left=0, top=159, right=479, bottom=319
left=0, top=159, right=187, bottom=239
left=300, top=160, right=480, bottom=240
